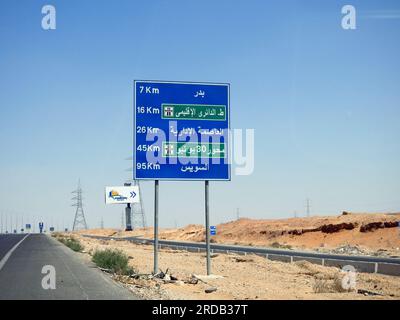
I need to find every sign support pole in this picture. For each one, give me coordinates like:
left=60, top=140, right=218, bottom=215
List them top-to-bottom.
left=154, top=180, right=159, bottom=274
left=205, top=180, right=211, bottom=275
left=125, top=203, right=132, bottom=231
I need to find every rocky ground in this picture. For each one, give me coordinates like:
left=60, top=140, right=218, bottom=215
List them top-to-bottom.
left=67, top=234, right=400, bottom=300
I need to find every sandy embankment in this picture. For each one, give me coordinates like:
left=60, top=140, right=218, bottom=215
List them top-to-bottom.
left=77, top=213, right=400, bottom=255
left=66, top=230, right=400, bottom=300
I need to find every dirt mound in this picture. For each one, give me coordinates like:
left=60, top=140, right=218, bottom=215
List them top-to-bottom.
left=79, top=213, right=400, bottom=253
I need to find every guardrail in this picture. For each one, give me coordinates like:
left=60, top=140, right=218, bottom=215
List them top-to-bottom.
left=82, top=235, right=400, bottom=277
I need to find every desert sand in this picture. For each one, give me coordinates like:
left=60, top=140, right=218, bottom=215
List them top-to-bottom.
left=77, top=212, right=400, bottom=256
left=68, top=213, right=400, bottom=299
left=68, top=234, right=400, bottom=300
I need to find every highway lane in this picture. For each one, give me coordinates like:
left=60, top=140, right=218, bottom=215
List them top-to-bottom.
left=0, top=234, right=138, bottom=300
left=0, top=234, right=26, bottom=261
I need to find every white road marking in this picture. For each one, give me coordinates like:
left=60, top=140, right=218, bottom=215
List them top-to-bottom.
left=0, top=234, right=30, bottom=271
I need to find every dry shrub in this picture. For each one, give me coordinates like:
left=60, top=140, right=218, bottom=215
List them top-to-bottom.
left=313, top=279, right=331, bottom=293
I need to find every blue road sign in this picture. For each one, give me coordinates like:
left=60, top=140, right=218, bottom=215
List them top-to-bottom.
left=134, top=80, right=230, bottom=181
left=210, top=226, right=216, bottom=236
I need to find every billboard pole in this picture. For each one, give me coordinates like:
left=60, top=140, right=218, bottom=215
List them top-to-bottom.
left=154, top=180, right=159, bottom=274
left=205, top=180, right=211, bottom=275
left=124, top=182, right=133, bottom=231
left=125, top=203, right=132, bottom=231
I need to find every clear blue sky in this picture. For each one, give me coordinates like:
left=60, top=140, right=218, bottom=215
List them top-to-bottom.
left=0, top=0, right=399, bottom=230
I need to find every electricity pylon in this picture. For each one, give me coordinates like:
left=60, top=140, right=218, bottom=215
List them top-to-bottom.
left=125, top=157, right=147, bottom=230
left=132, top=179, right=146, bottom=229
left=72, top=180, right=88, bottom=231
left=306, top=198, right=311, bottom=217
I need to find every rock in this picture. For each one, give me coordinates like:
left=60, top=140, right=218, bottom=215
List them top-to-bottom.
left=360, top=221, right=399, bottom=232
left=288, top=222, right=357, bottom=236
left=319, top=223, right=356, bottom=234
left=332, top=245, right=366, bottom=256
left=202, top=253, right=219, bottom=258
left=233, top=257, right=254, bottom=263
left=155, top=271, right=165, bottom=279
left=193, top=274, right=224, bottom=281
left=185, top=276, right=198, bottom=285
left=175, top=280, right=184, bottom=286
left=205, top=287, right=217, bottom=293
left=357, top=289, right=382, bottom=296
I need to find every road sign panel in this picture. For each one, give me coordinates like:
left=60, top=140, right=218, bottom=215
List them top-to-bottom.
left=134, top=80, right=230, bottom=181
left=210, top=225, right=216, bottom=235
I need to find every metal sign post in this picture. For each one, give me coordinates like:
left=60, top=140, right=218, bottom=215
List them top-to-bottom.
left=154, top=180, right=159, bottom=274
left=205, top=180, right=211, bottom=275
left=125, top=204, right=132, bottom=231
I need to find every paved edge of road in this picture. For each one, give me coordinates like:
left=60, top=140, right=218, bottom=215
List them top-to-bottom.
left=0, top=234, right=30, bottom=271
left=81, top=234, right=400, bottom=277
left=47, top=235, right=139, bottom=299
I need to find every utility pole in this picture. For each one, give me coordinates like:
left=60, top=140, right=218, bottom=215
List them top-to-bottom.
left=306, top=198, right=311, bottom=217
left=236, top=208, right=240, bottom=220
left=100, top=217, right=104, bottom=229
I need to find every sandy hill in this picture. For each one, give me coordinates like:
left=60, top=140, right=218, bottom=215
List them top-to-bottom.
left=77, top=212, right=400, bottom=252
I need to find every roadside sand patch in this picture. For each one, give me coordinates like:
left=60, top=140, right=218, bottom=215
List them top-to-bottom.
left=70, top=234, right=400, bottom=300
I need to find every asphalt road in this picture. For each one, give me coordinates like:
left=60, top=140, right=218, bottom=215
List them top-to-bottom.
left=0, top=234, right=137, bottom=300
